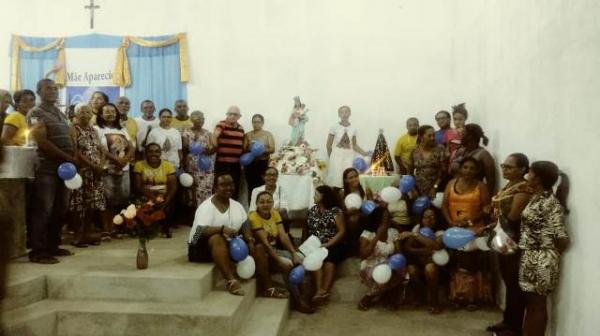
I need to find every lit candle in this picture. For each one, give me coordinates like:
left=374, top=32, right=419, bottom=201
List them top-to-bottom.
left=24, top=129, right=30, bottom=147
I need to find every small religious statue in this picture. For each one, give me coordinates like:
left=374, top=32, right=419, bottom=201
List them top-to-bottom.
left=288, top=96, right=309, bottom=146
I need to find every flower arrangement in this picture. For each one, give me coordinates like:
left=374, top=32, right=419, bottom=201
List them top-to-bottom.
left=269, top=145, right=325, bottom=184
left=113, top=197, right=166, bottom=243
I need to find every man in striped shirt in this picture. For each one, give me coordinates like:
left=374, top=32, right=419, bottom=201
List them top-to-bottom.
left=212, top=106, right=245, bottom=200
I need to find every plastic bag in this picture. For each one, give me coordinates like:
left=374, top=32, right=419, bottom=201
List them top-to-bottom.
left=490, top=221, right=518, bottom=255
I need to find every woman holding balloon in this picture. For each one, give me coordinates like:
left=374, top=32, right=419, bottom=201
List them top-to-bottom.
left=181, top=111, right=215, bottom=208
left=243, top=114, right=275, bottom=203
left=442, top=157, right=493, bottom=310
left=340, top=168, right=373, bottom=255
left=188, top=173, right=255, bottom=296
left=305, top=185, right=347, bottom=305
left=250, top=191, right=315, bottom=313
left=357, top=207, right=404, bottom=311
left=402, top=208, right=444, bottom=314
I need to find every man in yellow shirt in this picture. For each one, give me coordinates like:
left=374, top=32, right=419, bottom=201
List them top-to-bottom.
left=116, top=96, right=137, bottom=149
left=171, top=99, right=193, bottom=133
left=394, top=117, right=419, bottom=175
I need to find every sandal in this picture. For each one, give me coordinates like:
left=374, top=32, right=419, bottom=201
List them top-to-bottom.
left=71, top=241, right=89, bottom=248
left=226, top=279, right=245, bottom=296
left=263, top=287, right=289, bottom=299
left=311, top=292, right=330, bottom=305
left=357, top=295, right=375, bottom=311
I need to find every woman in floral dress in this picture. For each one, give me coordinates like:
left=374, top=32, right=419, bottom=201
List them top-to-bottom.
left=69, top=103, right=106, bottom=247
left=182, top=111, right=215, bottom=207
left=408, top=125, right=448, bottom=199
left=519, top=161, right=570, bottom=336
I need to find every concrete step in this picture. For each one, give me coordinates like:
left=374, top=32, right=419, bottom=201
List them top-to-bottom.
left=46, top=265, right=214, bottom=303
left=2, top=275, right=46, bottom=311
left=329, top=276, right=367, bottom=303
left=3, top=281, right=257, bottom=336
left=234, top=298, right=289, bottom=336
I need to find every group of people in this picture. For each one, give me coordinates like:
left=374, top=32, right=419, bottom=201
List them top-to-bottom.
left=0, top=79, right=570, bottom=336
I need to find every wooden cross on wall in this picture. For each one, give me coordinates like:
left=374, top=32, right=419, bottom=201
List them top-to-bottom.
left=84, top=0, right=100, bottom=29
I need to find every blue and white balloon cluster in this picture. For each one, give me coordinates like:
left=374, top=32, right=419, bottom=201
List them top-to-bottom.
left=57, top=162, right=82, bottom=190
left=229, top=236, right=255, bottom=279
left=372, top=253, right=407, bottom=284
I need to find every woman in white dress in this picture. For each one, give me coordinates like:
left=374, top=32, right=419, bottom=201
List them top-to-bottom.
left=325, top=105, right=367, bottom=188
left=146, top=108, right=183, bottom=171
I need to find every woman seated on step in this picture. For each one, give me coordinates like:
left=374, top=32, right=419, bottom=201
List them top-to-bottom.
left=133, top=142, right=177, bottom=237
left=442, top=157, right=493, bottom=310
left=248, top=167, right=290, bottom=231
left=339, top=168, right=373, bottom=255
left=188, top=173, right=255, bottom=296
left=304, top=185, right=347, bottom=305
left=250, top=191, right=315, bottom=313
left=357, top=206, right=404, bottom=311
left=401, top=207, right=444, bottom=314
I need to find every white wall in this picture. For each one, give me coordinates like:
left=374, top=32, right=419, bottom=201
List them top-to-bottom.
left=1, top=1, right=598, bottom=334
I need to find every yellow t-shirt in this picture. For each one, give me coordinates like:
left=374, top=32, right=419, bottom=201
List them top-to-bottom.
left=3, top=112, right=27, bottom=146
left=122, top=118, right=138, bottom=148
left=171, top=118, right=193, bottom=133
left=394, top=133, right=417, bottom=166
left=133, top=160, right=176, bottom=189
left=249, top=210, right=283, bottom=245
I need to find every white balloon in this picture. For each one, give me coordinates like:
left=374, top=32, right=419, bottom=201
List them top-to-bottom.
left=179, top=173, right=194, bottom=187
left=64, top=174, right=83, bottom=190
left=380, top=186, right=402, bottom=203
left=431, top=192, right=444, bottom=209
left=344, top=193, right=362, bottom=210
left=113, top=215, right=124, bottom=225
left=475, top=237, right=491, bottom=251
left=432, top=249, right=450, bottom=266
left=302, top=253, right=324, bottom=271
left=236, top=256, right=256, bottom=279
left=372, top=264, right=392, bottom=284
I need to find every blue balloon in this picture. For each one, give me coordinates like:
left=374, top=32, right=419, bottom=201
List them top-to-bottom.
left=250, top=141, right=266, bottom=156
left=189, top=142, right=204, bottom=155
left=240, top=152, right=255, bottom=166
left=197, top=155, right=212, bottom=171
left=352, top=157, right=368, bottom=172
left=57, top=162, right=77, bottom=180
left=399, top=175, right=416, bottom=193
left=412, top=196, right=431, bottom=215
left=360, top=200, right=377, bottom=216
left=419, top=227, right=436, bottom=240
left=443, top=227, right=475, bottom=249
left=229, top=237, right=249, bottom=262
left=387, top=253, right=407, bottom=271
left=288, top=265, right=306, bottom=285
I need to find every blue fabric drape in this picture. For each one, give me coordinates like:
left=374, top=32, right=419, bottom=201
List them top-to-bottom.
left=9, top=34, right=187, bottom=118
left=124, top=35, right=187, bottom=117
left=15, top=36, right=58, bottom=92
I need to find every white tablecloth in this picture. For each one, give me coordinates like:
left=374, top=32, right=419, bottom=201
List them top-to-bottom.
left=278, top=174, right=315, bottom=210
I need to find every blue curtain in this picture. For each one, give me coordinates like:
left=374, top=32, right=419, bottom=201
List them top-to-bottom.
left=9, top=34, right=187, bottom=118
left=124, top=35, right=187, bottom=118
left=14, top=36, right=58, bottom=92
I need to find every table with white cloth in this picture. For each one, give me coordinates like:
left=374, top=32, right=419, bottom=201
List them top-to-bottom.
left=278, top=174, right=315, bottom=210
left=359, top=174, right=401, bottom=193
